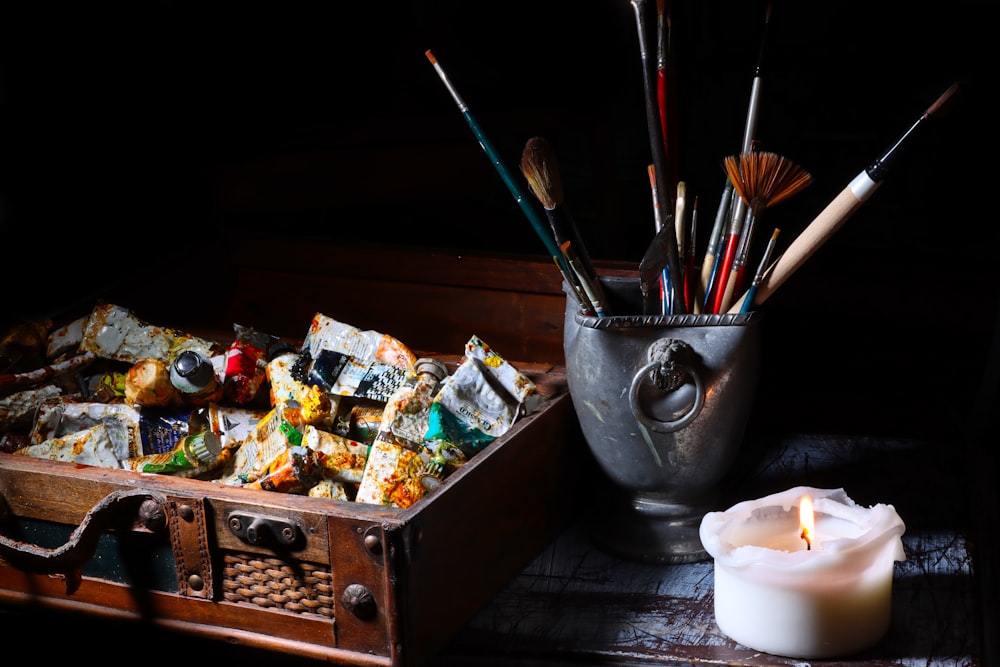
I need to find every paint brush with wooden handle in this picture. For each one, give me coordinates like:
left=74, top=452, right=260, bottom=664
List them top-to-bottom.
left=734, top=82, right=960, bottom=312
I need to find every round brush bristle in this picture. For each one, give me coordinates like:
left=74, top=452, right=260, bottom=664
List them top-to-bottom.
left=520, top=136, right=564, bottom=210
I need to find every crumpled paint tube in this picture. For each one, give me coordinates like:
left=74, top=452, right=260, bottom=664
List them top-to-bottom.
left=79, top=303, right=221, bottom=365
left=300, top=313, right=416, bottom=403
left=223, top=324, right=278, bottom=406
left=424, top=336, right=541, bottom=457
left=355, top=358, right=449, bottom=508
left=0, top=384, right=61, bottom=431
left=221, top=398, right=324, bottom=485
left=31, top=399, right=199, bottom=459
left=15, top=422, right=127, bottom=468
left=303, top=425, right=368, bottom=484
left=121, top=430, right=224, bottom=477
left=242, top=445, right=324, bottom=493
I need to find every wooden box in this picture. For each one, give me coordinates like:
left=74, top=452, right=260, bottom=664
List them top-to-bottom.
left=0, top=239, right=587, bottom=666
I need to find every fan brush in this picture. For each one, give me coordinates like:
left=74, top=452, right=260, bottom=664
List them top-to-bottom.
left=709, top=151, right=813, bottom=313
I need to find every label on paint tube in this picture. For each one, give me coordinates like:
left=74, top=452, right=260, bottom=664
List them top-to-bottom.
left=300, top=313, right=417, bottom=402
left=221, top=401, right=306, bottom=485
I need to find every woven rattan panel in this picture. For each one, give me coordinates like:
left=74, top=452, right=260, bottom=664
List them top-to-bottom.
left=220, top=552, right=335, bottom=618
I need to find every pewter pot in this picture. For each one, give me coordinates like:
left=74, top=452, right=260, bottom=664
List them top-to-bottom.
left=563, top=276, right=761, bottom=563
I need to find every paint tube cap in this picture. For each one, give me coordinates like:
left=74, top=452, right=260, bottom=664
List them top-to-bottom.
left=171, top=351, right=216, bottom=394
left=414, top=358, right=448, bottom=382
left=184, top=430, right=223, bottom=463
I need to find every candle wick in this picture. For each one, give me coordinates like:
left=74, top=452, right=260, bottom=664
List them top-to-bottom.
left=801, top=529, right=811, bottom=551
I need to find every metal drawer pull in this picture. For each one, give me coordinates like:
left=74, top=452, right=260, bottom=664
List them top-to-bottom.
left=227, top=511, right=301, bottom=549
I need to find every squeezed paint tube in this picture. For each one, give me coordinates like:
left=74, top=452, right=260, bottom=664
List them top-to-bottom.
left=79, top=303, right=221, bottom=365
left=299, top=313, right=417, bottom=403
left=223, top=324, right=278, bottom=406
left=424, top=336, right=540, bottom=457
left=265, top=347, right=335, bottom=416
left=169, top=350, right=223, bottom=406
left=355, top=358, right=449, bottom=508
left=0, top=384, right=62, bottom=431
left=31, top=399, right=197, bottom=458
left=222, top=400, right=309, bottom=485
left=202, top=403, right=268, bottom=451
left=15, top=422, right=127, bottom=468
left=303, top=424, right=368, bottom=484
left=121, top=430, right=224, bottom=477
left=242, top=445, right=325, bottom=493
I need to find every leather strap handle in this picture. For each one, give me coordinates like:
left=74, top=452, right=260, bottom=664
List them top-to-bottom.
left=0, top=488, right=167, bottom=594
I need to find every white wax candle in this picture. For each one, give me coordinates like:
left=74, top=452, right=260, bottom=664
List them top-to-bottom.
left=699, top=486, right=906, bottom=659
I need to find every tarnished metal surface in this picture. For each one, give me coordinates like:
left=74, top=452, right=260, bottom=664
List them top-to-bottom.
left=563, top=276, right=761, bottom=562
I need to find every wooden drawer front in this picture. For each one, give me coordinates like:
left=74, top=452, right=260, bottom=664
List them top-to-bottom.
left=0, top=369, right=574, bottom=666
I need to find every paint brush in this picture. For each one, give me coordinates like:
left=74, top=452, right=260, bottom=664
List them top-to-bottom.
left=630, top=0, right=686, bottom=314
left=656, top=0, right=679, bottom=200
left=740, top=2, right=772, bottom=161
left=717, top=3, right=773, bottom=306
left=424, top=50, right=588, bottom=310
left=741, top=82, right=960, bottom=310
left=521, top=136, right=608, bottom=316
left=711, top=151, right=813, bottom=313
left=648, top=164, right=672, bottom=314
left=673, top=180, right=687, bottom=271
left=701, top=180, right=733, bottom=308
left=683, top=196, right=700, bottom=313
left=724, top=200, right=759, bottom=307
left=640, top=221, right=676, bottom=316
left=737, top=227, right=780, bottom=314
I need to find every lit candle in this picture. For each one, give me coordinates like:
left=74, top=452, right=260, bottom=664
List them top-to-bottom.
left=699, top=486, right=906, bottom=659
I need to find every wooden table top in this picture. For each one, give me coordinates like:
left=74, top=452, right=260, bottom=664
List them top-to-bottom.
left=433, top=431, right=992, bottom=667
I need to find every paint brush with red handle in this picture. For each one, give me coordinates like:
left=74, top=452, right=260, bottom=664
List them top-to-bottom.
left=630, top=0, right=685, bottom=314
left=713, top=151, right=813, bottom=314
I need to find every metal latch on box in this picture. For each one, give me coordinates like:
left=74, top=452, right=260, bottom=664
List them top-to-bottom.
left=227, top=511, right=302, bottom=549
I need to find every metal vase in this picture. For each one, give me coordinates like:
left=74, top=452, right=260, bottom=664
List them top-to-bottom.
left=563, top=276, right=761, bottom=563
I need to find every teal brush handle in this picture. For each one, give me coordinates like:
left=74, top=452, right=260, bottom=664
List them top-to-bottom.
left=461, top=111, right=563, bottom=261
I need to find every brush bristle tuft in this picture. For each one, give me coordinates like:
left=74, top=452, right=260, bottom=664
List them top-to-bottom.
left=928, top=82, right=959, bottom=117
left=520, top=136, right=564, bottom=209
left=723, top=151, right=813, bottom=210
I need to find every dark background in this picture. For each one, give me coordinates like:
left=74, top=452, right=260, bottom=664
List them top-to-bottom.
left=0, top=1, right=994, bottom=440
left=0, top=3, right=989, bottom=264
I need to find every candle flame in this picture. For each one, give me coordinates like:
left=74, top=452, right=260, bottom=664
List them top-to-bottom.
left=799, top=495, right=814, bottom=550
